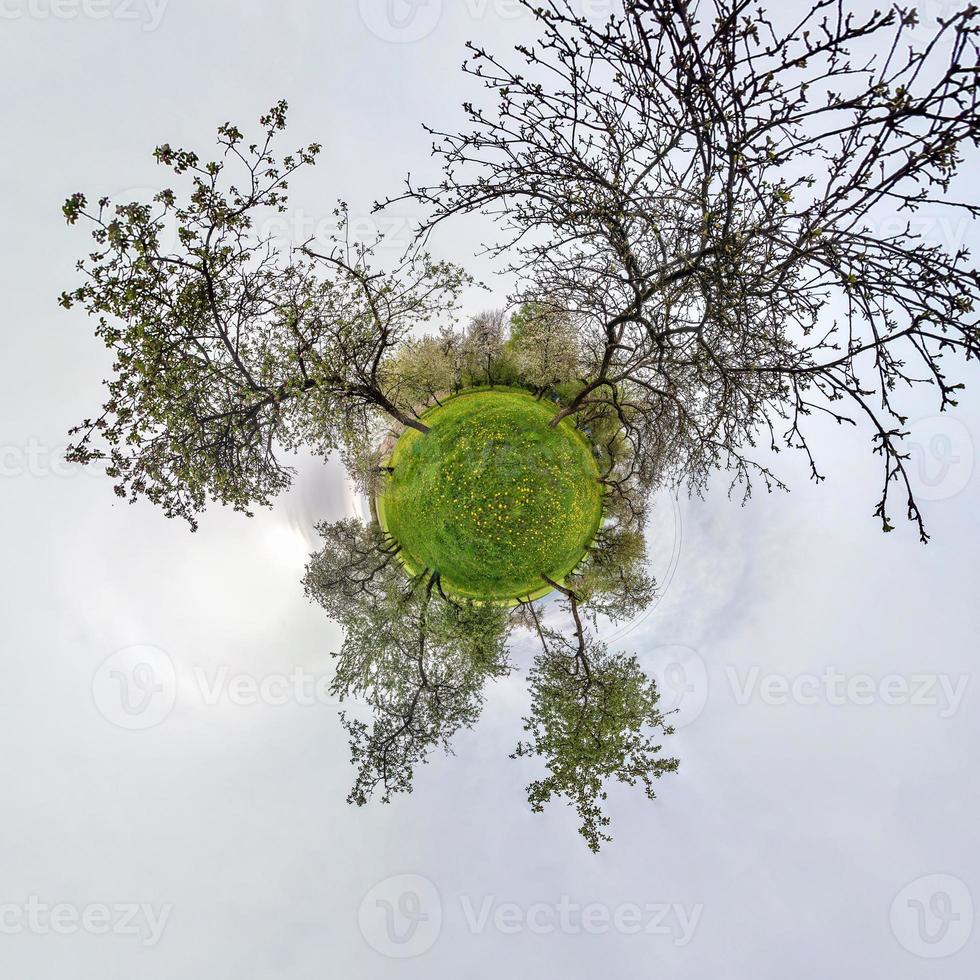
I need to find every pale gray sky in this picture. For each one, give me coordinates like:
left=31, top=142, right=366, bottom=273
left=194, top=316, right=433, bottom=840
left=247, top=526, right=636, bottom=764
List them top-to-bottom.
left=1, top=1, right=978, bottom=977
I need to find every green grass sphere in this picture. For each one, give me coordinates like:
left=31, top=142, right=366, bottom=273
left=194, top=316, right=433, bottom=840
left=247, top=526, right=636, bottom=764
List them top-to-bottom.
left=378, top=389, right=604, bottom=602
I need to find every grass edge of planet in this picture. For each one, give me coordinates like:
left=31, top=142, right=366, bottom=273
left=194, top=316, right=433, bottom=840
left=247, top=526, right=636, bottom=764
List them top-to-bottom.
left=376, top=387, right=605, bottom=603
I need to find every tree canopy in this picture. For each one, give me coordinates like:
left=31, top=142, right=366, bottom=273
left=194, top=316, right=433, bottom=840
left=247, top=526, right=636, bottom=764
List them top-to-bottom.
left=61, top=0, right=980, bottom=849
left=391, top=0, right=980, bottom=540
left=62, top=103, right=468, bottom=528
left=306, top=519, right=512, bottom=805
left=516, top=586, right=677, bottom=852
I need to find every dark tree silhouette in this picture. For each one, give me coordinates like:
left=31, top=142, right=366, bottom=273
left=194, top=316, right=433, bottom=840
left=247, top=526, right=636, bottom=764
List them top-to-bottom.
left=391, top=0, right=980, bottom=540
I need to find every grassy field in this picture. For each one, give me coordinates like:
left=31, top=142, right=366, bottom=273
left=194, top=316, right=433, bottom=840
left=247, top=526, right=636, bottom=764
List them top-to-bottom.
left=378, top=388, right=604, bottom=602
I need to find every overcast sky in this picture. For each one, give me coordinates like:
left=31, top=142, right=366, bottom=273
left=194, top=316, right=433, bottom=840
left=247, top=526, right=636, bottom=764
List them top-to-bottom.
left=1, top=1, right=978, bottom=977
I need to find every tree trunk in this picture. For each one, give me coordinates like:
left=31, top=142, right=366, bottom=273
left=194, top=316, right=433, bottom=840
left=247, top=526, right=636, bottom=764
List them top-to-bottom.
left=549, top=377, right=606, bottom=428
left=372, top=390, right=430, bottom=434
left=549, top=401, right=578, bottom=428
left=399, top=413, right=430, bottom=435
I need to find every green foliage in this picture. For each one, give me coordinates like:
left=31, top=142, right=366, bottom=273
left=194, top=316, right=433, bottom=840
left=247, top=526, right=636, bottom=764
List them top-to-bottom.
left=61, top=0, right=980, bottom=848
left=402, top=1, right=980, bottom=542
left=63, top=100, right=670, bottom=851
left=61, top=103, right=322, bottom=526
left=62, top=104, right=468, bottom=529
left=506, top=301, right=581, bottom=394
left=461, top=309, right=513, bottom=387
left=384, top=328, right=466, bottom=408
left=379, top=389, right=604, bottom=600
left=303, top=518, right=403, bottom=621
left=568, top=523, right=657, bottom=624
left=306, top=528, right=512, bottom=804
left=515, top=604, right=678, bottom=852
